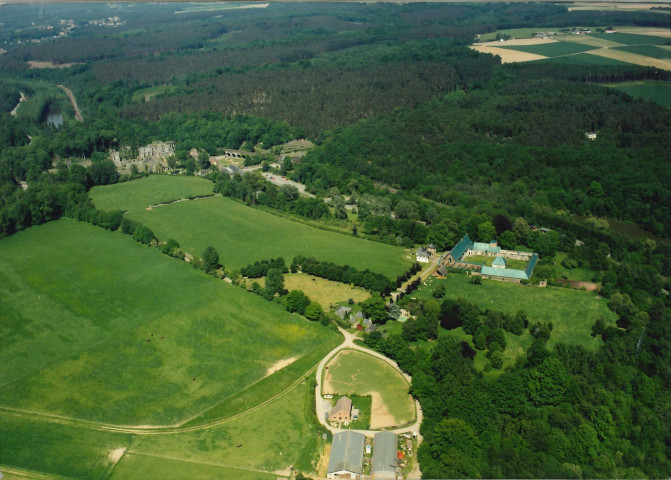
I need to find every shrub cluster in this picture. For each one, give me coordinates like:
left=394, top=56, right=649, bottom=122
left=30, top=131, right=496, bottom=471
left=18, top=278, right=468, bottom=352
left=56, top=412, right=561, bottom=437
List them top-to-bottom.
left=290, top=255, right=393, bottom=294
left=240, top=257, right=288, bottom=278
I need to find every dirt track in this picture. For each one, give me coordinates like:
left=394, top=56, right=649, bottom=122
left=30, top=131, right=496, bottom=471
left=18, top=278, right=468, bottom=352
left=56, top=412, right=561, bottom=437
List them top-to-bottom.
left=57, top=84, right=83, bottom=122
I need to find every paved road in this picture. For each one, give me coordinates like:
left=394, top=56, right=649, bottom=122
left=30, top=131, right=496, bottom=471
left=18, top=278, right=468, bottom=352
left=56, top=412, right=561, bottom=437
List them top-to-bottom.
left=57, top=84, right=83, bottom=122
left=10, top=91, right=26, bottom=116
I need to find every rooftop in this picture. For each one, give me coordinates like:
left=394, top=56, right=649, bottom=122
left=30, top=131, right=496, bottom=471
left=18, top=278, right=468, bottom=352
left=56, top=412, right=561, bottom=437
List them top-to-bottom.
left=328, top=431, right=365, bottom=476
left=372, top=431, right=398, bottom=478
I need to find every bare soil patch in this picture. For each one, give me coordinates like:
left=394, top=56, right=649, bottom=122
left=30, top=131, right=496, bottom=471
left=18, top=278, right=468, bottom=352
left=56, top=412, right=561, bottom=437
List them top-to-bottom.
left=470, top=45, right=548, bottom=63
left=585, top=48, right=671, bottom=69
left=28, top=61, right=80, bottom=69
left=557, top=279, right=600, bottom=291
left=266, top=356, right=298, bottom=376
left=369, top=391, right=397, bottom=429
left=316, top=443, right=331, bottom=478
left=109, top=447, right=126, bottom=463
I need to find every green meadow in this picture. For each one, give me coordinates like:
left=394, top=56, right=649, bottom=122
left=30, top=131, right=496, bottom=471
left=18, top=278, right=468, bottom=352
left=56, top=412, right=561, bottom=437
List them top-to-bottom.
left=606, top=80, right=671, bottom=108
left=90, top=175, right=215, bottom=212
left=125, top=195, right=410, bottom=277
left=0, top=219, right=337, bottom=425
left=416, top=274, right=616, bottom=351
left=1, top=379, right=323, bottom=480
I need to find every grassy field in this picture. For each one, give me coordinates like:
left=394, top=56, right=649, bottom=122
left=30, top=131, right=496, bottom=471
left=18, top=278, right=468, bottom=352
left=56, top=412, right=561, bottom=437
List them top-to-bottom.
left=588, top=32, right=669, bottom=45
left=498, top=41, right=598, bottom=56
left=614, top=44, right=671, bottom=60
left=605, top=80, right=671, bottom=107
left=90, top=175, right=215, bottom=212
left=126, top=195, right=410, bottom=277
left=0, top=219, right=337, bottom=425
left=554, top=252, right=598, bottom=282
left=284, top=274, right=370, bottom=309
left=416, top=274, right=616, bottom=351
left=323, top=349, right=414, bottom=428
left=1, top=379, right=324, bottom=480
left=124, top=380, right=321, bottom=477
left=1, top=411, right=134, bottom=479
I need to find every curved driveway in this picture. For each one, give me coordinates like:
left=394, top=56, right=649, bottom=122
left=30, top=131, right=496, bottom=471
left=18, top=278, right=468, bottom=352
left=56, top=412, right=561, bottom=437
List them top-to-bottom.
left=314, top=327, right=423, bottom=439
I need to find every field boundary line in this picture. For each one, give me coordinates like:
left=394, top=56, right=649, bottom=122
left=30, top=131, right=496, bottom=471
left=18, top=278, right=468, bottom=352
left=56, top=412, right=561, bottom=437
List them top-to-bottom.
left=0, top=364, right=317, bottom=435
left=124, top=450, right=287, bottom=477
left=0, top=464, right=77, bottom=479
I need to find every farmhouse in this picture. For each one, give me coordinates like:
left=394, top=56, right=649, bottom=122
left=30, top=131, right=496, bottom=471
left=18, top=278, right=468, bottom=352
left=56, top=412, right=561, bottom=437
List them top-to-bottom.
left=443, top=233, right=538, bottom=283
left=416, top=244, right=436, bottom=263
left=330, top=396, right=353, bottom=423
left=327, top=431, right=366, bottom=480
left=372, top=431, right=398, bottom=480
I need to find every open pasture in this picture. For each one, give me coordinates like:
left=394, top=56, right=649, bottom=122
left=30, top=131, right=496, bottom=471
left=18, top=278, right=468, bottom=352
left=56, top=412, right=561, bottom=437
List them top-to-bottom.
left=605, top=80, right=671, bottom=108
left=90, top=175, right=215, bottom=212
left=127, top=195, right=410, bottom=278
left=0, top=219, right=337, bottom=425
left=284, top=274, right=370, bottom=309
left=416, top=275, right=616, bottom=351
left=322, top=349, right=414, bottom=429
left=1, top=379, right=322, bottom=480
left=122, top=380, right=320, bottom=478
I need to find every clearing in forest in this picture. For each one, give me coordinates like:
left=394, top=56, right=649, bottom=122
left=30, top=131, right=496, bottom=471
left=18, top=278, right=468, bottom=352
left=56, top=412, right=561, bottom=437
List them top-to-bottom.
left=0, top=219, right=337, bottom=426
left=284, top=274, right=370, bottom=309
left=322, top=349, right=414, bottom=429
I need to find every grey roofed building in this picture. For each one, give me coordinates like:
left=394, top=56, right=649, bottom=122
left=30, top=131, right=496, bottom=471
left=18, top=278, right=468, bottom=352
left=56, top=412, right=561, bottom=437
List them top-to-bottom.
left=335, top=305, right=352, bottom=320
left=365, top=323, right=377, bottom=333
left=327, top=431, right=366, bottom=479
left=372, top=431, right=398, bottom=480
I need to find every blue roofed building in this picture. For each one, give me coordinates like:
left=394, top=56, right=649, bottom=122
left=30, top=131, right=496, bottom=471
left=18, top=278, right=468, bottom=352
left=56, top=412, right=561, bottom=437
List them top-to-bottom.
left=442, top=234, right=538, bottom=283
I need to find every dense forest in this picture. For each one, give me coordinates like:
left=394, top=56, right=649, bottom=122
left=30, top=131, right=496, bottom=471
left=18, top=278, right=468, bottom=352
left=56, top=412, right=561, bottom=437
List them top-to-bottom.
left=0, top=2, right=670, bottom=478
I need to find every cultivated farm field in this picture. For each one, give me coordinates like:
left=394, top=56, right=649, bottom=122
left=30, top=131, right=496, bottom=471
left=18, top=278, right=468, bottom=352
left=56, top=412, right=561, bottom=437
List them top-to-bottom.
left=125, top=195, right=411, bottom=278
left=0, top=219, right=338, bottom=426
